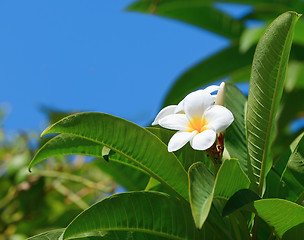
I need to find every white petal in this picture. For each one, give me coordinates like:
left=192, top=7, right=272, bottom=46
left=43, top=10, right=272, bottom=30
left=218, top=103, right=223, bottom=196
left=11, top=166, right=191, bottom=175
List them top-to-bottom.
left=215, top=82, right=225, bottom=106
left=203, top=84, right=220, bottom=94
left=184, top=90, right=214, bottom=120
left=175, top=99, right=185, bottom=114
left=152, top=105, right=177, bottom=125
left=204, top=105, right=234, bottom=133
left=158, top=114, right=190, bottom=131
left=190, top=129, right=216, bottom=150
left=168, top=131, right=197, bottom=152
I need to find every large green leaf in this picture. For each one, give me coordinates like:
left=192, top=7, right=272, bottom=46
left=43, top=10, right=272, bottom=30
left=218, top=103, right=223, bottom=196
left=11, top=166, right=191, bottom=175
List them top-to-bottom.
left=127, top=0, right=244, bottom=40
left=246, top=11, right=301, bottom=195
left=162, top=45, right=254, bottom=107
left=224, top=82, right=248, bottom=173
left=31, top=113, right=189, bottom=202
left=29, top=134, right=144, bottom=173
left=188, top=159, right=250, bottom=229
left=63, top=191, right=205, bottom=240
left=253, top=199, right=304, bottom=238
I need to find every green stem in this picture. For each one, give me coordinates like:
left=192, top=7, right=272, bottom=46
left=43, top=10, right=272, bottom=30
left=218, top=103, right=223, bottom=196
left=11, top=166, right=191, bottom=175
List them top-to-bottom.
left=296, top=192, right=304, bottom=205
left=252, top=215, right=259, bottom=240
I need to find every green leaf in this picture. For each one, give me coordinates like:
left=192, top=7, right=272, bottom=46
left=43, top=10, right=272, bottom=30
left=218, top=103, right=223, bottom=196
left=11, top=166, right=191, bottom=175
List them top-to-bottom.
left=127, top=0, right=244, bottom=40
left=246, top=11, right=301, bottom=195
left=162, top=45, right=254, bottom=107
left=224, top=82, right=248, bottom=173
left=33, top=112, right=189, bottom=201
left=281, top=131, right=304, bottom=202
left=29, top=134, right=104, bottom=170
left=188, top=159, right=250, bottom=229
left=213, top=159, right=250, bottom=200
left=188, top=162, right=214, bottom=229
left=63, top=191, right=204, bottom=240
left=253, top=199, right=304, bottom=238
left=27, top=229, right=64, bottom=240
left=64, top=230, right=174, bottom=240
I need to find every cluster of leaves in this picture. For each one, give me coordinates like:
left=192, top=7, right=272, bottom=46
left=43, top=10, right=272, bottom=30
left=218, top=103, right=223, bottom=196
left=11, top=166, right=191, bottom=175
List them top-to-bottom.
left=1, top=0, right=302, bottom=239
left=26, top=6, right=304, bottom=240
left=0, top=111, right=120, bottom=239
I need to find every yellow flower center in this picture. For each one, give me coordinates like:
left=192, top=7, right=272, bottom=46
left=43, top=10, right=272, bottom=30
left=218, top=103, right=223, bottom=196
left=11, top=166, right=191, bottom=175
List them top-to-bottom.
left=188, top=117, right=208, bottom=133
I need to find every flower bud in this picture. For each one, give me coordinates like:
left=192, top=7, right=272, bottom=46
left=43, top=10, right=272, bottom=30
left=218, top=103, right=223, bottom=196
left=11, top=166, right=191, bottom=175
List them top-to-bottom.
left=215, top=82, right=225, bottom=106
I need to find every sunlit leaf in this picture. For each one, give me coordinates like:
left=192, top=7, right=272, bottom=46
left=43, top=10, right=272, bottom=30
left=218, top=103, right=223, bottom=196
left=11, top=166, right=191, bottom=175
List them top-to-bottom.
left=246, top=11, right=301, bottom=195
left=31, top=113, right=189, bottom=201
left=253, top=199, right=304, bottom=238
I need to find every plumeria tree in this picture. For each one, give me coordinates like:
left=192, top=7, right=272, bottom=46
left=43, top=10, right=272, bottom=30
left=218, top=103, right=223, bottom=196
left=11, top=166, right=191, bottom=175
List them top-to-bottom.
left=27, top=11, right=304, bottom=240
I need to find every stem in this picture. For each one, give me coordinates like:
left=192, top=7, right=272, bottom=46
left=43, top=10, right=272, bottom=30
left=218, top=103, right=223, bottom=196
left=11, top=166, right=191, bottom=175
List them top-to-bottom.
left=38, top=170, right=112, bottom=192
left=53, top=181, right=89, bottom=210
left=296, top=192, right=304, bottom=205
left=252, top=215, right=259, bottom=240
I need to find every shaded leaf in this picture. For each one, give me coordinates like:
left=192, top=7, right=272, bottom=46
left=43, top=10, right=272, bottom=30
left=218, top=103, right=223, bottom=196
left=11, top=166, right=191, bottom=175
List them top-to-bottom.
left=222, top=189, right=260, bottom=217
left=63, top=191, right=204, bottom=240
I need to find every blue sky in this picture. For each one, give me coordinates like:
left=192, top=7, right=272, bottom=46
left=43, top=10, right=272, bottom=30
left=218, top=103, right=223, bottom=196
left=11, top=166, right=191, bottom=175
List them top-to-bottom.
left=1, top=1, right=251, bottom=132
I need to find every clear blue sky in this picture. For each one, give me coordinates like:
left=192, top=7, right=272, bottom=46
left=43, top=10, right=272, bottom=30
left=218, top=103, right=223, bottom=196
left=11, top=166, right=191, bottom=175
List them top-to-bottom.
left=0, top=1, right=251, bottom=132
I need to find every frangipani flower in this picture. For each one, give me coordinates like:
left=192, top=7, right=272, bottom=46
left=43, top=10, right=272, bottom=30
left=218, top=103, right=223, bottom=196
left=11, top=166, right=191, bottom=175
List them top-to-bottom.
left=152, top=83, right=224, bottom=126
left=152, top=84, right=233, bottom=152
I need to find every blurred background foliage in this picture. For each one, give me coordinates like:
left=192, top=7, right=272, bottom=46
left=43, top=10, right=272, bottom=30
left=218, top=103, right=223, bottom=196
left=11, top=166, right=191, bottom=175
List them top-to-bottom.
left=1, top=0, right=304, bottom=239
